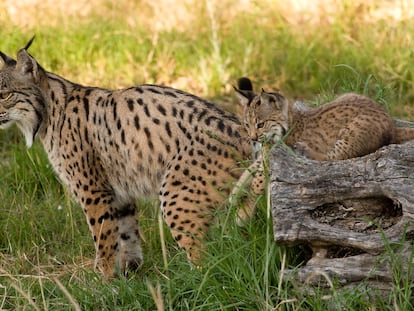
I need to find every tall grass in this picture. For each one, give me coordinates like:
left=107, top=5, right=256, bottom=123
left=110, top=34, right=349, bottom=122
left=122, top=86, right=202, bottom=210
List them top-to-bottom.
left=1, top=0, right=414, bottom=309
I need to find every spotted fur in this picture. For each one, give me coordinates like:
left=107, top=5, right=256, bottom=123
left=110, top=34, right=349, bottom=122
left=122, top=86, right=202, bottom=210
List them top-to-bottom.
left=0, top=40, right=251, bottom=278
left=236, top=81, right=414, bottom=161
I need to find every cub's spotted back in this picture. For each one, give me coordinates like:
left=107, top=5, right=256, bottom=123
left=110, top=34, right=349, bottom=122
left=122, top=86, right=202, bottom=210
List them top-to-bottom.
left=0, top=39, right=251, bottom=278
left=236, top=82, right=414, bottom=161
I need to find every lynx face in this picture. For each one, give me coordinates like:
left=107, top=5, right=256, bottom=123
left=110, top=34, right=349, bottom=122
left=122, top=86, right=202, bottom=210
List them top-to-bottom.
left=0, top=50, right=45, bottom=147
left=230, top=79, right=289, bottom=225
left=235, top=88, right=289, bottom=145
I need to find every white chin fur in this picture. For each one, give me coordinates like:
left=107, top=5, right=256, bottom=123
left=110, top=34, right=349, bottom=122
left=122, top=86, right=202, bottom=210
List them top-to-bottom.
left=0, top=122, right=13, bottom=130
left=16, top=122, right=35, bottom=148
left=252, top=141, right=262, bottom=159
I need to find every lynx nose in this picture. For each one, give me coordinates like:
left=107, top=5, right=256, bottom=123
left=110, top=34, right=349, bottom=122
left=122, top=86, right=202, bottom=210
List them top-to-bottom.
left=249, top=131, right=258, bottom=141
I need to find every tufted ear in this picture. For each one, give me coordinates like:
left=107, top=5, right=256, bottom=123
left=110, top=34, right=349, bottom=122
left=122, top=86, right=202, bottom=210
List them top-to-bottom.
left=23, top=35, right=35, bottom=51
left=1, top=36, right=35, bottom=70
left=14, top=36, right=39, bottom=81
left=16, top=48, right=40, bottom=82
left=0, top=51, right=16, bottom=68
left=233, top=77, right=256, bottom=107
left=237, top=77, right=253, bottom=91
left=233, top=86, right=256, bottom=107
left=259, top=91, right=289, bottom=117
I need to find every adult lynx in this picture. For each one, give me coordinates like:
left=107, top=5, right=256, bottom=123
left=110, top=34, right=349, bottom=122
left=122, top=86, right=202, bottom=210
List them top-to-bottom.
left=0, top=38, right=251, bottom=278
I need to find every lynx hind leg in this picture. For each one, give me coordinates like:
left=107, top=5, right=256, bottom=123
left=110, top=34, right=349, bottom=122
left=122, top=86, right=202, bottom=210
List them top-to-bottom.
left=326, top=121, right=392, bottom=160
left=293, top=141, right=327, bottom=160
left=159, top=162, right=221, bottom=263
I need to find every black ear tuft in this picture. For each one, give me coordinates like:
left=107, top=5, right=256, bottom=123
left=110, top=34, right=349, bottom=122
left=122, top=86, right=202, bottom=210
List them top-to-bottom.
left=23, top=35, right=36, bottom=51
left=0, top=52, right=16, bottom=67
left=237, top=77, right=253, bottom=91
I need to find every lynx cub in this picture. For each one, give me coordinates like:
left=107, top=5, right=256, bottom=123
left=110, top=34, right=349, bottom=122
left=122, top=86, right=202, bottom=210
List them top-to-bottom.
left=0, top=38, right=251, bottom=278
left=232, top=77, right=414, bottom=223
left=229, top=78, right=266, bottom=225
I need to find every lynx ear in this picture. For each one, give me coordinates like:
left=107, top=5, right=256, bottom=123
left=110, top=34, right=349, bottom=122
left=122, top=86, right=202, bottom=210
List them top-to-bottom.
left=23, top=35, right=36, bottom=51
left=15, top=36, right=39, bottom=81
left=16, top=49, right=40, bottom=82
left=0, top=52, right=16, bottom=67
left=234, top=77, right=256, bottom=107
left=234, top=86, right=257, bottom=107
left=260, top=91, right=288, bottom=111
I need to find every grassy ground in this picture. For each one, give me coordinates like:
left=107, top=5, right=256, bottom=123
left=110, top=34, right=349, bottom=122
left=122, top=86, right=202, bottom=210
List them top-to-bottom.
left=1, top=0, right=414, bottom=309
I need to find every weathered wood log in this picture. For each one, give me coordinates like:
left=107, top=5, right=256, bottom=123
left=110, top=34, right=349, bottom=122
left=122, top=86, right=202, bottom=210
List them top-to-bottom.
left=270, top=140, right=414, bottom=287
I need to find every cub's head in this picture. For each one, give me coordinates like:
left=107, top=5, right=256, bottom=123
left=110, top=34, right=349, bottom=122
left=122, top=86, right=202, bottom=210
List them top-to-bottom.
left=0, top=37, right=47, bottom=147
left=234, top=77, right=289, bottom=145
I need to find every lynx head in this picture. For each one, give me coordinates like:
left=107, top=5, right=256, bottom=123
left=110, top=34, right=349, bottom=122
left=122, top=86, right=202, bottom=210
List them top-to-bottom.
left=0, top=36, right=47, bottom=147
left=234, top=78, right=289, bottom=145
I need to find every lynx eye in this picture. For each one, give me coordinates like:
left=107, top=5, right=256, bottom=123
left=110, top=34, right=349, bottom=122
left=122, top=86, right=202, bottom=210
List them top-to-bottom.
left=0, top=92, right=11, bottom=101
left=257, top=122, right=265, bottom=129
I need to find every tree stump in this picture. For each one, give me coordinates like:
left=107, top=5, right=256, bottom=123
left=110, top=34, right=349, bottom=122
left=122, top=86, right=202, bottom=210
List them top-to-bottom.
left=270, top=141, right=414, bottom=288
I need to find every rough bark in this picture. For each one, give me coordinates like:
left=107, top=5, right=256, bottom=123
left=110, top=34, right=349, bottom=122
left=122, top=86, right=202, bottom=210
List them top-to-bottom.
left=270, top=141, right=414, bottom=287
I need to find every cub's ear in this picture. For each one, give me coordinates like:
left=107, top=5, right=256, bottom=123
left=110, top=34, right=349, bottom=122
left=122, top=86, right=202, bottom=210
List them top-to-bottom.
left=16, top=48, right=40, bottom=82
left=0, top=52, right=16, bottom=67
left=233, top=86, right=256, bottom=107
left=260, top=91, right=288, bottom=111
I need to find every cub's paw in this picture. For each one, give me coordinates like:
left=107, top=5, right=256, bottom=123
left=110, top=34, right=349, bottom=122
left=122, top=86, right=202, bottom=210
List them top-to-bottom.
left=293, top=142, right=312, bottom=158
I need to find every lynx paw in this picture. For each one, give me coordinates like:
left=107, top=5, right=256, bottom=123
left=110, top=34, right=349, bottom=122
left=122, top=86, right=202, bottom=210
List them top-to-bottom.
left=293, top=142, right=312, bottom=158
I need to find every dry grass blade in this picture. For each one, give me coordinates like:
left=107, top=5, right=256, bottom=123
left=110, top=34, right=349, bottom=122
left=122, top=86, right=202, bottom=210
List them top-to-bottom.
left=158, top=211, right=169, bottom=271
left=277, top=251, right=286, bottom=297
left=0, top=268, right=41, bottom=311
left=53, top=277, right=82, bottom=311
left=147, top=281, right=164, bottom=311
left=273, top=298, right=298, bottom=310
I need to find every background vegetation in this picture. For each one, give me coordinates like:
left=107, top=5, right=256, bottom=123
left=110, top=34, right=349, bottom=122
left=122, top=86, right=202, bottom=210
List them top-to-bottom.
left=1, top=0, right=414, bottom=309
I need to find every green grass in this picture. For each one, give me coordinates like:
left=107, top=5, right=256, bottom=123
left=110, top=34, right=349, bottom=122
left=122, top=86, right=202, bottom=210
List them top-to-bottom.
left=1, top=0, right=414, bottom=309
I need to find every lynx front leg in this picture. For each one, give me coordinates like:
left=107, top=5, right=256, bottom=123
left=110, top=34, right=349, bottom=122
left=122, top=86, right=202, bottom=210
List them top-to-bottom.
left=230, top=157, right=265, bottom=225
